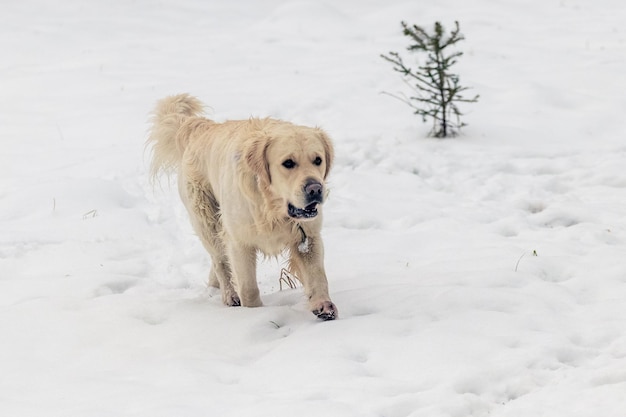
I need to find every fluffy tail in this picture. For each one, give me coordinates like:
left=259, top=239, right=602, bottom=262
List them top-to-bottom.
left=146, top=93, right=205, bottom=180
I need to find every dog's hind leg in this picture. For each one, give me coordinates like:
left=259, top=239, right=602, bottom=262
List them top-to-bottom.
left=182, top=178, right=240, bottom=307
left=225, top=241, right=262, bottom=308
left=206, top=254, right=240, bottom=306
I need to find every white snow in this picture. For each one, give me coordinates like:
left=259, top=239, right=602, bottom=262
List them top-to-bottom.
left=2, top=0, right=626, bottom=416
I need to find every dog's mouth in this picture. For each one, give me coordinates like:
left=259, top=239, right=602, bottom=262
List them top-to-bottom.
left=288, top=202, right=319, bottom=220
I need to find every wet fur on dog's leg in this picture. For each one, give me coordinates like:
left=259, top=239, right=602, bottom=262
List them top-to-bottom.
left=182, top=176, right=240, bottom=306
left=226, top=242, right=262, bottom=307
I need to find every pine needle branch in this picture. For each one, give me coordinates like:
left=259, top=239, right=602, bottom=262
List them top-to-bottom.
left=381, top=20, right=479, bottom=138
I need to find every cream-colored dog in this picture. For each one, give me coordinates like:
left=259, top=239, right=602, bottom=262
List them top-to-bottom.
left=147, top=94, right=337, bottom=320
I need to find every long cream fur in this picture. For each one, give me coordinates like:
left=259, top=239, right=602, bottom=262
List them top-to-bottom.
left=146, top=94, right=337, bottom=320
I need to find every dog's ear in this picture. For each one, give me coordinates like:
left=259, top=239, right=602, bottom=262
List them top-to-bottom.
left=318, top=130, right=334, bottom=179
left=245, top=136, right=272, bottom=184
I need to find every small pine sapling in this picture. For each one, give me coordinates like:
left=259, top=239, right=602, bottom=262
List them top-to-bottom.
left=381, top=21, right=479, bottom=138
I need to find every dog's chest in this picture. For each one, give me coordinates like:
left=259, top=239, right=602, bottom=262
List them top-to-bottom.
left=252, top=225, right=296, bottom=256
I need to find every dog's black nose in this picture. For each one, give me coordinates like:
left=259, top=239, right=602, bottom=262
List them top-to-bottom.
left=304, top=179, right=323, bottom=203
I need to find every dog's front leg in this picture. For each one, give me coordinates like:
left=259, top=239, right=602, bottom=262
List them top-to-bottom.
left=289, top=235, right=337, bottom=320
left=226, top=242, right=262, bottom=307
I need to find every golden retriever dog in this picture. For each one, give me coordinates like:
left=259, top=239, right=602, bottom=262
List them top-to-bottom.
left=147, top=94, right=337, bottom=320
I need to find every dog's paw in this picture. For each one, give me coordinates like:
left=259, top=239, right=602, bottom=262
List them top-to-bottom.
left=223, top=292, right=241, bottom=307
left=311, top=300, right=338, bottom=321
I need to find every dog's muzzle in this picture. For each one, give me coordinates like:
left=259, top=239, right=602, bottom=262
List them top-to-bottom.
left=288, top=179, right=324, bottom=220
left=304, top=179, right=324, bottom=205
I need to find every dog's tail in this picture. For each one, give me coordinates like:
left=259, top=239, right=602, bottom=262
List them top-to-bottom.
left=146, top=93, right=205, bottom=180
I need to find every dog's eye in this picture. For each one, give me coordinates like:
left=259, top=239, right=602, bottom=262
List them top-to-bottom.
left=313, top=156, right=323, bottom=166
left=282, top=159, right=296, bottom=169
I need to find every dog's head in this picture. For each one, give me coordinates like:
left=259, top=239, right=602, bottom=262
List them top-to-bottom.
left=245, top=123, right=333, bottom=221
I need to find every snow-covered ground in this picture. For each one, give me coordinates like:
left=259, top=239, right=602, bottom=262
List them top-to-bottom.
left=2, top=1, right=626, bottom=416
